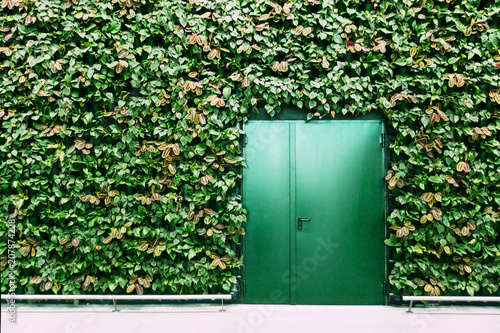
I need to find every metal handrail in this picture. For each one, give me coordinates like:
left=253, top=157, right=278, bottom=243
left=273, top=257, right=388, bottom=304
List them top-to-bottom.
left=1, top=294, right=233, bottom=312
left=1, top=294, right=232, bottom=300
left=402, top=295, right=500, bottom=313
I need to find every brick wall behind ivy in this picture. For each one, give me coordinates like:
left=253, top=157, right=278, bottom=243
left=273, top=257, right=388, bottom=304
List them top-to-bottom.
left=1, top=0, right=499, bottom=297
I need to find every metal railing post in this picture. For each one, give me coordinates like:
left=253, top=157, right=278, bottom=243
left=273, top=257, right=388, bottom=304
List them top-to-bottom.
left=220, top=298, right=225, bottom=312
left=113, top=299, right=120, bottom=312
left=406, top=300, right=413, bottom=313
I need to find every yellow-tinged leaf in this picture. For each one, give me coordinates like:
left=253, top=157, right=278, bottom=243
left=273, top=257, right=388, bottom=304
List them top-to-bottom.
left=410, top=47, right=417, bottom=57
left=321, top=57, right=329, bottom=69
left=447, top=75, right=454, bottom=87
left=241, top=76, right=250, bottom=87
left=172, top=143, right=180, bottom=155
left=168, top=164, right=176, bottom=174
left=388, top=176, right=397, bottom=188
left=96, top=191, right=108, bottom=198
left=80, top=194, right=91, bottom=202
left=431, top=209, right=442, bottom=220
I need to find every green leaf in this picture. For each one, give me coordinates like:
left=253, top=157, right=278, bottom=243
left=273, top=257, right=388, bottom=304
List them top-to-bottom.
left=489, top=34, right=498, bottom=47
left=394, top=58, right=407, bottom=66
left=223, top=87, right=231, bottom=99
left=83, top=112, right=93, bottom=125
left=109, top=124, right=121, bottom=133
left=428, top=176, right=443, bottom=183
left=188, top=249, right=197, bottom=260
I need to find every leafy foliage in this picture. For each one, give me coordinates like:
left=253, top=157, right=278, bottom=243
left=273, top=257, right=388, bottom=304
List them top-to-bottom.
left=1, top=0, right=499, bottom=297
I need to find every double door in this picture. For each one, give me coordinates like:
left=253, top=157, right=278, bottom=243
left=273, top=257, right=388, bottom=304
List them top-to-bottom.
left=243, top=121, right=386, bottom=305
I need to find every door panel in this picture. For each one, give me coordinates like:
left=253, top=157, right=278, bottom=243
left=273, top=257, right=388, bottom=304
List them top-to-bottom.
left=244, top=121, right=385, bottom=305
left=243, top=122, right=291, bottom=304
left=295, top=122, right=385, bottom=304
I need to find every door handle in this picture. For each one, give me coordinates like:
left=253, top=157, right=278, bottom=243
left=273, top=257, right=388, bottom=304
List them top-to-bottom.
left=298, top=217, right=311, bottom=231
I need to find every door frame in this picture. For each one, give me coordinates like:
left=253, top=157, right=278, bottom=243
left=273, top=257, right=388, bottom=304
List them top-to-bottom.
left=241, top=116, right=390, bottom=305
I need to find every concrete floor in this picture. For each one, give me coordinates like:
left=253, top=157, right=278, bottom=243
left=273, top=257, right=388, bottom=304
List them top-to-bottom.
left=2, top=303, right=499, bottom=333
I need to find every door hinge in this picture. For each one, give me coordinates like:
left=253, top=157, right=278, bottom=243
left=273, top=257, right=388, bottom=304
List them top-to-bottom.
left=243, top=134, right=248, bottom=148
left=381, top=134, right=385, bottom=147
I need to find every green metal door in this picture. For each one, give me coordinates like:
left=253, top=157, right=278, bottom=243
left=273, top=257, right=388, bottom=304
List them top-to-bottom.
left=243, top=121, right=385, bottom=305
left=243, top=122, right=292, bottom=304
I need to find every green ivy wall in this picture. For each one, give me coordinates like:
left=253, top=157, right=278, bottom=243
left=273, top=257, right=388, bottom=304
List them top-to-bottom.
left=1, top=0, right=499, bottom=297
